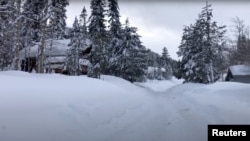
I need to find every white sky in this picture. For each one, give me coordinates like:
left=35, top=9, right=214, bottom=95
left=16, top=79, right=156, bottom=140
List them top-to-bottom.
left=66, top=0, right=250, bottom=60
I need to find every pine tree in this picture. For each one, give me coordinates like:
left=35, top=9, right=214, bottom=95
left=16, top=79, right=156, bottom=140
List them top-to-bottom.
left=0, top=0, right=15, bottom=70
left=0, top=0, right=24, bottom=70
left=22, top=0, right=48, bottom=42
left=22, top=0, right=51, bottom=73
left=48, top=0, right=69, bottom=40
left=88, top=0, right=108, bottom=78
left=107, top=0, right=124, bottom=75
left=107, top=0, right=121, bottom=36
left=20, top=1, right=36, bottom=72
left=21, top=1, right=35, bottom=47
left=177, top=2, right=226, bottom=84
left=199, top=2, right=226, bottom=83
left=79, top=6, right=88, bottom=35
left=79, top=6, right=89, bottom=47
left=67, top=16, right=89, bottom=76
left=67, top=17, right=81, bottom=76
left=115, top=19, right=147, bottom=82
left=178, top=25, right=194, bottom=82
left=235, top=30, right=250, bottom=65
left=161, top=47, right=172, bottom=79
left=161, top=47, right=170, bottom=61
left=144, top=49, right=162, bottom=80
left=145, top=49, right=161, bottom=68
left=173, top=60, right=183, bottom=79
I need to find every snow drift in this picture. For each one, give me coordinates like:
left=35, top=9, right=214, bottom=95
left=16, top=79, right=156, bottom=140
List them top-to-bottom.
left=0, top=71, right=249, bottom=141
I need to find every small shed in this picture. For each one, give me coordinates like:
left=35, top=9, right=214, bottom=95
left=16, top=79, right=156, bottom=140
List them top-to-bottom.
left=225, top=65, right=250, bottom=83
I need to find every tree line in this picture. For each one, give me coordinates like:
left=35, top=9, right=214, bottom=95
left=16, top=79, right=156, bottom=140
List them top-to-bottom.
left=0, top=0, right=173, bottom=83
left=0, top=0, right=69, bottom=72
left=1, top=1, right=249, bottom=84
left=177, top=2, right=250, bottom=84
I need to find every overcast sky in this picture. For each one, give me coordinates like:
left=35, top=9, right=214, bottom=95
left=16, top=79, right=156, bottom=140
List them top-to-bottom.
left=66, top=0, right=250, bottom=60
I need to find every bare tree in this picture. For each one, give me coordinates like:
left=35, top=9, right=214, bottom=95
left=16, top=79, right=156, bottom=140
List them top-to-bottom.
left=231, top=17, right=250, bottom=65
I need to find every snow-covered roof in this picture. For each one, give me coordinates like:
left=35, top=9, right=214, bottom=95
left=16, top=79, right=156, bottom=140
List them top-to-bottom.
left=20, top=39, right=92, bottom=59
left=20, top=39, right=71, bottom=58
left=45, top=56, right=66, bottom=64
left=79, top=59, right=90, bottom=66
left=229, top=65, right=250, bottom=75
left=147, top=67, right=166, bottom=73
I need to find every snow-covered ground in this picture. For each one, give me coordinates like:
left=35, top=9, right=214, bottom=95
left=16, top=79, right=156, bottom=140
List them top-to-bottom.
left=0, top=71, right=250, bottom=141
left=135, top=78, right=184, bottom=92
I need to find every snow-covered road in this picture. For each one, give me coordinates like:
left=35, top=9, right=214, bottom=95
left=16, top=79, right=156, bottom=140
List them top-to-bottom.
left=0, top=71, right=250, bottom=141
left=138, top=81, right=250, bottom=141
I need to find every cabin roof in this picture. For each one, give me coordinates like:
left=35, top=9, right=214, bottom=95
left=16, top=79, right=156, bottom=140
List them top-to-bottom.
left=20, top=39, right=92, bottom=59
left=45, top=56, right=66, bottom=63
left=229, top=65, right=250, bottom=76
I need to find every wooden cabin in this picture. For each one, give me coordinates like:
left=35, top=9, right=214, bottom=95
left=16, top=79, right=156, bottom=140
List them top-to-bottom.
left=20, top=39, right=92, bottom=75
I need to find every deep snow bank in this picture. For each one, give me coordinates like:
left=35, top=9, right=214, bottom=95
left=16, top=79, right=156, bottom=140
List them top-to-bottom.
left=0, top=71, right=250, bottom=141
left=0, top=71, right=154, bottom=141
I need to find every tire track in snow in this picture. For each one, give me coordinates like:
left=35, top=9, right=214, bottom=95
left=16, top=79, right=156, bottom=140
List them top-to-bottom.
left=141, top=83, right=221, bottom=141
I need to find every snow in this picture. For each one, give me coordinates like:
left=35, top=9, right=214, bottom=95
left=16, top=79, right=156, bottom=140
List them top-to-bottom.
left=20, top=39, right=71, bottom=58
left=20, top=39, right=92, bottom=59
left=44, top=56, right=66, bottom=70
left=45, top=56, right=66, bottom=63
left=79, top=58, right=90, bottom=66
left=230, top=65, right=250, bottom=75
left=147, top=66, right=165, bottom=73
left=0, top=71, right=250, bottom=141
left=135, top=77, right=184, bottom=92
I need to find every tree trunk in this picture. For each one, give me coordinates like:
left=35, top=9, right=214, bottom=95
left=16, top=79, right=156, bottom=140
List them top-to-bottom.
left=13, top=0, right=21, bottom=70
left=37, top=1, right=49, bottom=73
